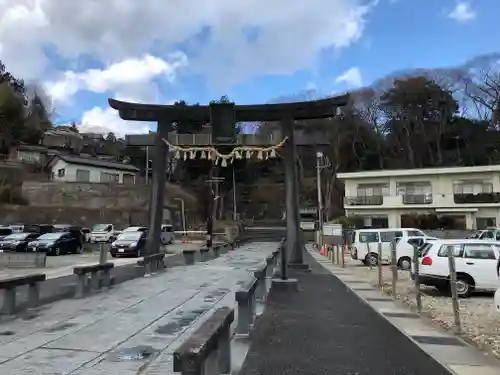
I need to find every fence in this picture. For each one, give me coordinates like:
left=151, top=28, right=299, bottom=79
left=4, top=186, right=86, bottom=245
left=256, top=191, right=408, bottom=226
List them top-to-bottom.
left=360, top=243, right=500, bottom=336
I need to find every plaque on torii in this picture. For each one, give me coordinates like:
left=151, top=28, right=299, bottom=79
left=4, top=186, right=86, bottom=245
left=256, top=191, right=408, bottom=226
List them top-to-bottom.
left=108, top=94, right=349, bottom=277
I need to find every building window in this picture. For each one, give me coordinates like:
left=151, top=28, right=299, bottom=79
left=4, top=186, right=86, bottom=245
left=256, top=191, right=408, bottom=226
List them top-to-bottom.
left=57, top=168, right=65, bottom=177
left=76, top=169, right=90, bottom=182
left=100, top=172, right=119, bottom=183
left=123, top=174, right=135, bottom=185
left=453, top=181, right=493, bottom=194
left=396, top=182, right=432, bottom=195
left=356, top=184, right=389, bottom=196
left=476, top=217, right=496, bottom=229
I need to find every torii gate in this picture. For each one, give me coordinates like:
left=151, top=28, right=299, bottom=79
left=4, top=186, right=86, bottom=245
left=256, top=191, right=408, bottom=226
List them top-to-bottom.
left=108, top=95, right=349, bottom=275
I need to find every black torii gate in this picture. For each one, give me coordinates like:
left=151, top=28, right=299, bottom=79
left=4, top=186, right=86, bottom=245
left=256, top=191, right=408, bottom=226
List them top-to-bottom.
left=108, top=95, right=349, bottom=274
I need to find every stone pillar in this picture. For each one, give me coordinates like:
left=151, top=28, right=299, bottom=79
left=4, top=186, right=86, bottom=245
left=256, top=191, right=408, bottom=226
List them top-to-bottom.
left=281, top=117, right=304, bottom=267
left=145, top=121, right=169, bottom=255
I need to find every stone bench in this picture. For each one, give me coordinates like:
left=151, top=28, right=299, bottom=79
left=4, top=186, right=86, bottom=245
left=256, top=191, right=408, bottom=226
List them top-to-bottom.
left=212, top=244, right=221, bottom=258
left=199, top=247, right=211, bottom=262
left=182, top=249, right=196, bottom=265
left=0, top=252, right=47, bottom=268
left=137, top=252, right=165, bottom=275
left=265, top=255, right=274, bottom=277
left=73, top=263, right=114, bottom=298
left=252, top=264, right=267, bottom=302
left=0, top=274, right=46, bottom=314
left=235, top=277, right=258, bottom=335
left=173, top=307, right=234, bottom=375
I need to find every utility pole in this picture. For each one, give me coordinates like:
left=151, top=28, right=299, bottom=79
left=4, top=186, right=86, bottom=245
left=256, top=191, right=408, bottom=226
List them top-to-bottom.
left=145, top=146, right=149, bottom=184
left=316, top=151, right=331, bottom=248
left=316, top=151, right=324, bottom=248
left=206, top=168, right=224, bottom=248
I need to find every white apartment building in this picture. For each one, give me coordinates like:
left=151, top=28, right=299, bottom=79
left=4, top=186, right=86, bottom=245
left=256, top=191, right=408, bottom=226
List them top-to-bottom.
left=337, top=165, right=500, bottom=230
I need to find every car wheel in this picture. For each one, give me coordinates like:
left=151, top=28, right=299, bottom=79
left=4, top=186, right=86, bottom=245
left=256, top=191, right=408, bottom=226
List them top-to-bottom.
left=52, top=247, right=60, bottom=256
left=111, top=253, right=117, bottom=258
left=365, top=253, right=378, bottom=267
left=397, top=256, right=412, bottom=270
left=455, top=275, right=474, bottom=298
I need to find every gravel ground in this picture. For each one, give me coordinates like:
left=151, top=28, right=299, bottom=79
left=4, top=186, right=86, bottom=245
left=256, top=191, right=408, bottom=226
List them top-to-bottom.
left=339, top=257, right=500, bottom=359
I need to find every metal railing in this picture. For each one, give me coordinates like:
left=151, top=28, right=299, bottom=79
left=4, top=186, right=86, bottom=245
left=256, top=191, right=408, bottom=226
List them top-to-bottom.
left=402, top=194, right=432, bottom=204
left=344, top=196, right=383, bottom=206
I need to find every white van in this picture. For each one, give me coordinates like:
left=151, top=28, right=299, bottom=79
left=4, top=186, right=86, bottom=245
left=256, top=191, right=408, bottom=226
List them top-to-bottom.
left=350, top=228, right=428, bottom=266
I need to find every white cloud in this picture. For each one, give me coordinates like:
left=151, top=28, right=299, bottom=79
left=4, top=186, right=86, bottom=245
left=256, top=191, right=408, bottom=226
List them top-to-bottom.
left=0, top=0, right=373, bottom=85
left=0, top=0, right=375, bottom=135
left=448, top=2, right=476, bottom=22
left=45, top=53, right=187, bottom=105
left=335, top=67, right=363, bottom=88
left=79, top=107, right=152, bottom=136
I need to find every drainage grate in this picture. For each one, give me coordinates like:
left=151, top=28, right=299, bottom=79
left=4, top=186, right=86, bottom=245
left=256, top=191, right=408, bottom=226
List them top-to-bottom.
left=365, top=297, right=393, bottom=302
left=382, top=312, right=419, bottom=319
left=411, top=335, right=465, bottom=346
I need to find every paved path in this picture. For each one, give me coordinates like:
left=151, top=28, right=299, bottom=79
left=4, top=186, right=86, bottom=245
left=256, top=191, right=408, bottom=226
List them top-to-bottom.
left=0, top=241, right=276, bottom=375
left=307, top=246, right=500, bottom=375
left=239, top=250, right=464, bottom=375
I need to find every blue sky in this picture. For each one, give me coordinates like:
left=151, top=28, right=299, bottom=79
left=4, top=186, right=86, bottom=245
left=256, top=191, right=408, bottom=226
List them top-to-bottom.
left=0, top=0, right=498, bottom=135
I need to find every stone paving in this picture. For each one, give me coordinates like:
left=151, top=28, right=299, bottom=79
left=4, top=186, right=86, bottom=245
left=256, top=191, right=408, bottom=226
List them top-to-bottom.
left=0, top=241, right=277, bottom=375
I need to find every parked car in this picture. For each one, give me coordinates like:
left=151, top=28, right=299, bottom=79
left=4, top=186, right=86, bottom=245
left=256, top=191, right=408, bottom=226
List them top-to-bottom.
left=89, top=223, right=119, bottom=243
left=9, top=224, right=53, bottom=235
left=53, top=225, right=85, bottom=249
left=122, top=226, right=147, bottom=233
left=0, top=227, right=13, bottom=240
left=349, top=228, right=430, bottom=266
left=467, top=228, right=500, bottom=240
left=109, top=231, right=147, bottom=257
left=0, top=232, right=41, bottom=252
left=28, top=232, right=82, bottom=255
left=391, top=236, right=438, bottom=270
left=412, top=239, right=500, bottom=297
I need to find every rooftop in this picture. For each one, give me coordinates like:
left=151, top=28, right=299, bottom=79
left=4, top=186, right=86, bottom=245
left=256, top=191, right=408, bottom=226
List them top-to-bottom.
left=50, top=154, right=139, bottom=172
left=337, top=165, right=500, bottom=179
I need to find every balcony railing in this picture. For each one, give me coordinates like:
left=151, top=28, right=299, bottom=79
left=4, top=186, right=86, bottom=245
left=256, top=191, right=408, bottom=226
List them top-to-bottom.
left=454, top=193, right=500, bottom=204
left=402, top=194, right=432, bottom=204
left=344, top=196, right=383, bottom=206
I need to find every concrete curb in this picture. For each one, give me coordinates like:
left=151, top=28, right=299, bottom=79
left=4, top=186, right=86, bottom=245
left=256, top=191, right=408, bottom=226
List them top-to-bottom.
left=306, top=245, right=500, bottom=375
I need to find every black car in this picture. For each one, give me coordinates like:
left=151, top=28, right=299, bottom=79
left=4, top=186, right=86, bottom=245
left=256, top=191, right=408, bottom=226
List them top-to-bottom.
left=53, top=225, right=85, bottom=248
left=0, top=227, right=13, bottom=240
left=109, top=231, right=147, bottom=257
left=0, top=232, right=40, bottom=252
left=28, top=232, right=82, bottom=256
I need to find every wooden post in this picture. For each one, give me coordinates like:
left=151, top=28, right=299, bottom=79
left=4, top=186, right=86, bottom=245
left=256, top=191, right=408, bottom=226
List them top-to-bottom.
left=367, top=242, right=372, bottom=270
left=377, top=242, right=382, bottom=287
left=391, top=243, right=397, bottom=300
left=413, top=245, right=422, bottom=312
left=447, top=247, right=461, bottom=334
